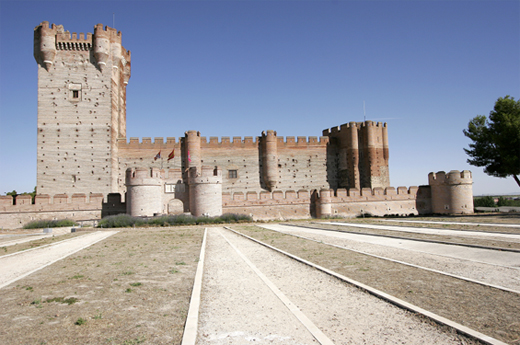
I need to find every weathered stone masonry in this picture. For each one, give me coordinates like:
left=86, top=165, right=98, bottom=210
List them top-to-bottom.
left=0, top=22, right=474, bottom=228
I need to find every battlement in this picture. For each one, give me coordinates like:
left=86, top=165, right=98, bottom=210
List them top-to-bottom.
left=35, top=21, right=130, bottom=71
left=94, top=23, right=122, bottom=40
left=322, top=120, right=387, bottom=136
left=118, top=135, right=329, bottom=149
left=118, top=137, right=180, bottom=149
left=189, top=166, right=222, bottom=184
left=126, top=167, right=163, bottom=186
left=428, top=170, right=473, bottom=185
left=223, top=185, right=423, bottom=206
left=223, top=189, right=311, bottom=205
left=0, top=193, right=104, bottom=210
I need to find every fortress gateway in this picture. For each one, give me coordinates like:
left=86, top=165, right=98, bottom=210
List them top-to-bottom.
left=0, top=22, right=474, bottom=227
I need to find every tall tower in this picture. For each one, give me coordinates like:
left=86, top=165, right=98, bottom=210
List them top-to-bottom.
left=34, top=22, right=131, bottom=196
left=323, top=121, right=389, bottom=190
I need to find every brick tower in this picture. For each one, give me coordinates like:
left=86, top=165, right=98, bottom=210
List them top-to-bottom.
left=34, top=22, right=131, bottom=196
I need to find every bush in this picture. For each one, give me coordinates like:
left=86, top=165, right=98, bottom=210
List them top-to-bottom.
left=474, top=196, right=496, bottom=207
left=96, top=213, right=253, bottom=228
left=219, top=213, right=252, bottom=223
left=97, top=214, right=145, bottom=228
left=24, top=219, right=76, bottom=229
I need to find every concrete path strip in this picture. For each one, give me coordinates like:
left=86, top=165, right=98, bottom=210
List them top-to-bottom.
left=380, top=219, right=520, bottom=228
left=324, top=222, right=520, bottom=241
left=181, top=228, right=207, bottom=345
left=0, top=231, right=117, bottom=289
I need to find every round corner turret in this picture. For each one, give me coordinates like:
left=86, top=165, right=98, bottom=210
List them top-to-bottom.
left=188, top=166, right=223, bottom=217
left=125, top=167, right=163, bottom=217
left=429, top=169, right=473, bottom=214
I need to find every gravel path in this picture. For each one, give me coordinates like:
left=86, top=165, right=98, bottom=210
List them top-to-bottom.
left=261, top=224, right=520, bottom=293
left=196, top=227, right=474, bottom=345
left=0, top=231, right=117, bottom=289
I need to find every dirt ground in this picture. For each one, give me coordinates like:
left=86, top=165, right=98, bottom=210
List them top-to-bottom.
left=0, top=215, right=518, bottom=344
left=230, top=223, right=520, bottom=344
left=0, top=227, right=204, bottom=345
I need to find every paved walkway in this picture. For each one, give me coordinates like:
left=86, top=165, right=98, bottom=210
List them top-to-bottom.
left=0, top=231, right=117, bottom=289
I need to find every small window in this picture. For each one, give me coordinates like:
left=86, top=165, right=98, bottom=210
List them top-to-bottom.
left=68, top=83, right=82, bottom=102
left=228, top=170, right=237, bottom=179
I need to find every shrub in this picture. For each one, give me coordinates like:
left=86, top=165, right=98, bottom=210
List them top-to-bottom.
left=473, top=196, right=496, bottom=207
left=96, top=212, right=253, bottom=228
left=218, top=213, right=252, bottom=223
left=97, top=214, right=145, bottom=228
left=24, top=219, right=76, bottom=229
left=75, top=318, right=86, bottom=325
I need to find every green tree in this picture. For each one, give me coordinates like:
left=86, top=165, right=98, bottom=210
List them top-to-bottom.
left=463, top=96, right=520, bottom=188
left=5, top=190, right=17, bottom=197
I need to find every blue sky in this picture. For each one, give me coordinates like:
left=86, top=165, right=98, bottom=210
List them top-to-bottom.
left=0, top=0, right=519, bottom=196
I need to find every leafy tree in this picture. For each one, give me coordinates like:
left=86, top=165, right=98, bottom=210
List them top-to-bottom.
left=463, top=96, right=520, bottom=188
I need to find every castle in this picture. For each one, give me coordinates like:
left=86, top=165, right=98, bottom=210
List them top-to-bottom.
left=0, top=22, right=474, bottom=228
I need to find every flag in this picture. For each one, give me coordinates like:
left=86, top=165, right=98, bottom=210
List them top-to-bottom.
left=167, top=149, right=175, bottom=161
left=154, top=150, right=161, bottom=161
left=188, top=150, right=191, bottom=162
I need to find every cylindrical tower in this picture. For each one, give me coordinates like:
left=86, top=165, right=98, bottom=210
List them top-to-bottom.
left=34, top=21, right=57, bottom=71
left=94, top=24, right=110, bottom=71
left=365, top=121, right=377, bottom=180
left=347, top=122, right=360, bottom=189
left=382, top=123, right=389, bottom=165
left=185, top=130, right=202, bottom=172
left=262, top=130, right=278, bottom=191
left=189, top=166, right=222, bottom=217
left=126, top=167, right=163, bottom=217
left=429, top=170, right=473, bottom=214
left=317, top=189, right=332, bottom=218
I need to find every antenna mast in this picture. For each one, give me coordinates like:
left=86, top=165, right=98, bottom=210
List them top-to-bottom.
left=363, top=101, right=366, bottom=121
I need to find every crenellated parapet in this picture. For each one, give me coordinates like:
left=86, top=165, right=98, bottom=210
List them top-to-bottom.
left=34, top=21, right=131, bottom=72
left=428, top=170, right=473, bottom=186
left=0, top=193, right=105, bottom=212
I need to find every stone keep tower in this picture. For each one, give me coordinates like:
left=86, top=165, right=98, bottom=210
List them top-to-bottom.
left=34, top=22, right=131, bottom=196
left=324, top=121, right=390, bottom=189
left=428, top=170, right=474, bottom=214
